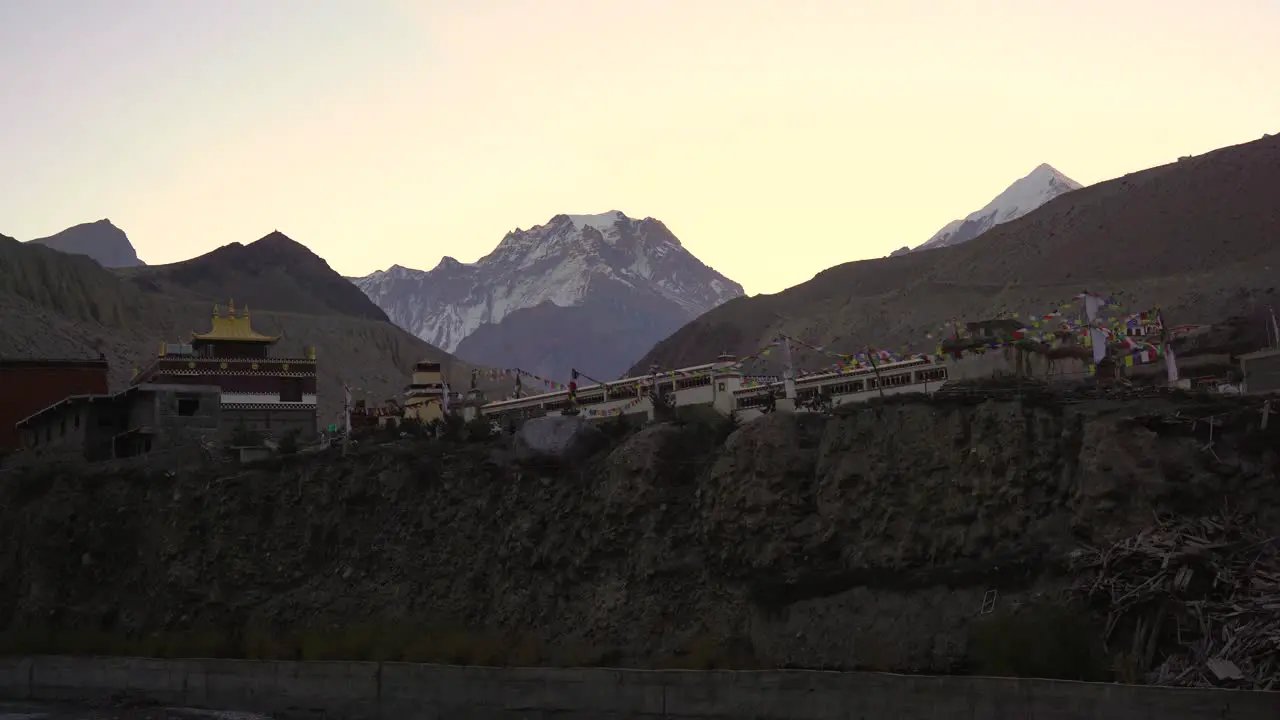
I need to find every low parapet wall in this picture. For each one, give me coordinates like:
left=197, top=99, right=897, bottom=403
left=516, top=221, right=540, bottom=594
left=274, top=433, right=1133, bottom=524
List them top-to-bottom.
left=0, top=656, right=1275, bottom=719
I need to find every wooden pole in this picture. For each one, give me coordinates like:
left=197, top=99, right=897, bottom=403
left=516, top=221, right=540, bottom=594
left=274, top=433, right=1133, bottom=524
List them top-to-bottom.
left=866, top=347, right=885, bottom=400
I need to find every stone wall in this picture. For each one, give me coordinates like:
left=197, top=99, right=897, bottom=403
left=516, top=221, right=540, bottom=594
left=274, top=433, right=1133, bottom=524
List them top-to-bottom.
left=0, top=656, right=1275, bottom=720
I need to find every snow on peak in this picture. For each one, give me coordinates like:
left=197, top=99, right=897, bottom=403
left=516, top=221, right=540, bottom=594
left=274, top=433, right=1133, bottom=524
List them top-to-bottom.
left=911, top=164, right=1082, bottom=253
left=351, top=211, right=744, bottom=354
left=567, top=211, right=628, bottom=233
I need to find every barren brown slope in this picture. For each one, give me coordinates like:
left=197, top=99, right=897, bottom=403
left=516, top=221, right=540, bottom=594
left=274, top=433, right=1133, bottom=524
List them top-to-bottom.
left=635, top=133, right=1280, bottom=373
left=26, top=218, right=145, bottom=268
left=120, top=231, right=389, bottom=321
left=0, top=234, right=500, bottom=420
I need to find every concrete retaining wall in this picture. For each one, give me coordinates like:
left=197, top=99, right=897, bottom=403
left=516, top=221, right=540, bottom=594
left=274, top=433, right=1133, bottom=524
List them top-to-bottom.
left=0, top=656, right=1275, bottom=719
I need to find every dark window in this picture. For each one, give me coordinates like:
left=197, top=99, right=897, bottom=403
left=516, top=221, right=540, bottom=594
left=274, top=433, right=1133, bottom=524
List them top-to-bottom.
left=280, top=378, right=304, bottom=402
left=176, top=393, right=201, bottom=416
left=74, top=412, right=81, bottom=429
left=60, top=418, right=66, bottom=436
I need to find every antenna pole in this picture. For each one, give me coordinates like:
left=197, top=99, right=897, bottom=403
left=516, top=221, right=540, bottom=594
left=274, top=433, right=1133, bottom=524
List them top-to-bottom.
left=1270, top=306, right=1280, bottom=349
left=867, top=347, right=886, bottom=400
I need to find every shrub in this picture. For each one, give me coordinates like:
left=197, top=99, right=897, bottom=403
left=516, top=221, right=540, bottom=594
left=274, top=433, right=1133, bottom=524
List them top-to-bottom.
left=601, top=413, right=637, bottom=442
left=439, top=414, right=464, bottom=442
left=464, top=416, right=493, bottom=443
left=229, top=423, right=261, bottom=448
left=278, top=429, right=300, bottom=455
left=6, top=462, right=63, bottom=505
left=967, top=603, right=1108, bottom=681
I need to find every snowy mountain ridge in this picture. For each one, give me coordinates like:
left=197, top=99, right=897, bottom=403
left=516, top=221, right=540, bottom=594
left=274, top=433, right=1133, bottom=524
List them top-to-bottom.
left=892, top=164, right=1082, bottom=256
left=352, top=211, right=743, bottom=378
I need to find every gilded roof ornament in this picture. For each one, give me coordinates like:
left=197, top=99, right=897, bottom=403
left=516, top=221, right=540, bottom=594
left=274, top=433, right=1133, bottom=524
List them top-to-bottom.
left=191, top=298, right=279, bottom=343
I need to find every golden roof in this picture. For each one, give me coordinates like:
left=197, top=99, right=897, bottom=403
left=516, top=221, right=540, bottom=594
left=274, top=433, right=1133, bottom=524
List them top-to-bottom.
left=191, top=299, right=279, bottom=343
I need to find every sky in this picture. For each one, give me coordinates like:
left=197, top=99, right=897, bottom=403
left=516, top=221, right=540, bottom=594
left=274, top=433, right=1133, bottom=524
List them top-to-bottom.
left=1, top=0, right=1277, bottom=296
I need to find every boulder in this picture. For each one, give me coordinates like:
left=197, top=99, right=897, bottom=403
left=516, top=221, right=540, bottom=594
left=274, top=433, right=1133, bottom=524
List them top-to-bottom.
left=513, top=415, right=607, bottom=462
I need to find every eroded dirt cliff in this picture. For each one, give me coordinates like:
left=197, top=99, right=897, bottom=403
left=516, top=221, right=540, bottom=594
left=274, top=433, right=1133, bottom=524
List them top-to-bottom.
left=2, top=394, right=1278, bottom=675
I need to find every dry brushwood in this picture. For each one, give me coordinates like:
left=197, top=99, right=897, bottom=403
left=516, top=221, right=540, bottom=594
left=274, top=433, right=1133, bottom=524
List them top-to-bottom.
left=1068, top=508, right=1280, bottom=690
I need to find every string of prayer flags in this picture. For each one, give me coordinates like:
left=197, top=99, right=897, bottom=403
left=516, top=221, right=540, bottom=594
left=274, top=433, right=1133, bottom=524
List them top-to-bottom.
left=584, top=397, right=644, bottom=417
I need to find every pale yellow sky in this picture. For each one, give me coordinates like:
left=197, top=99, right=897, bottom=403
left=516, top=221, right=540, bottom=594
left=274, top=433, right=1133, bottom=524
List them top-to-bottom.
left=2, top=0, right=1277, bottom=294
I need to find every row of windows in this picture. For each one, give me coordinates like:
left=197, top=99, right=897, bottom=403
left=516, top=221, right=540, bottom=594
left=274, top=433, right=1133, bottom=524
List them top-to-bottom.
left=739, top=367, right=951, bottom=409
left=875, top=372, right=914, bottom=389
left=676, top=375, right=712, bottom=391
left=489, top=378, right=695, bottom=416
left=812, top=379, right=866, bottom=396
left=736, top=391, right=781, bottom=410
left=28, top=408, right=110, bottom=447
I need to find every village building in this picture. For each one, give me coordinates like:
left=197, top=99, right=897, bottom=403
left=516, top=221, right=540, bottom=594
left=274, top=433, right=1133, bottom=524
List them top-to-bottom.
left=132, top=301, right=318, bottom=440
left=938, top=318, right=1096, bottom=383
left=1240, top=347, right=1280, bottom=395
left=462, top=351, right=956, bottom=427
left=0, top=356, right=110, bottom=452
left=402, top=360, right=449, bottom=424
left=15, top=383, right=221, bottom=462
left=349, top=399, right=402, bottom=431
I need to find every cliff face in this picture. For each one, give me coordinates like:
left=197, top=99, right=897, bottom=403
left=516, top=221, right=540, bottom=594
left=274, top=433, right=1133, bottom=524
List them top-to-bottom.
left=2, top=395, right=1277, bottom=672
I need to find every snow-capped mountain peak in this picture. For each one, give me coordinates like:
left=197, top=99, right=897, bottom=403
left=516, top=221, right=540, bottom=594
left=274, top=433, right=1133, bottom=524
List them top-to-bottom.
left=911, top=164, right=1082, bottom=253
left=566, top=210, right=627, bottom=234
left=352, top=211, right=743, bottom=365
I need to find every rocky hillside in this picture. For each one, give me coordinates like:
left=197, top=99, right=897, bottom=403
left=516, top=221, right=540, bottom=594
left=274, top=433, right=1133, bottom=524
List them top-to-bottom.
left=637, top=133, right=1280, bottom=375
left=353, top=212, right=744, bottom=380
left=25, top=219, right=145, bottom=268
left=0, top=232, right=490, bottom=420
left=3, top=392, right=1276, bottom=679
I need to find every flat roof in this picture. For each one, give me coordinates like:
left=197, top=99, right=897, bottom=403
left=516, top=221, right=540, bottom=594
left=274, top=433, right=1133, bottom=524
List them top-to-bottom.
left=1240, top=347, right=1280, bottom=362
left=0, top=357, right=108, bottom=370
left=732, top=357, right=933, bottom=395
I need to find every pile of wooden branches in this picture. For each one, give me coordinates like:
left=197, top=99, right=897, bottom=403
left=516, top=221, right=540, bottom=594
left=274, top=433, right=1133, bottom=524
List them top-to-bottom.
left=1069, top=510, right=1280, bottom=689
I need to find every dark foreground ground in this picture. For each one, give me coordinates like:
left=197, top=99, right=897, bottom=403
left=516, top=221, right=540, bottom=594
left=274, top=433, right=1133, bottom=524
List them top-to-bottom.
left=0, top=702, right=269, bottom=720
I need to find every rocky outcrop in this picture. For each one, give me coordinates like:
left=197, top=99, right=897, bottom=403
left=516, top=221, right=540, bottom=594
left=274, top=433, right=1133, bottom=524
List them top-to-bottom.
left=2, top=395, right=1277, bottom=673
left=513, top=415, right=607, bottom=461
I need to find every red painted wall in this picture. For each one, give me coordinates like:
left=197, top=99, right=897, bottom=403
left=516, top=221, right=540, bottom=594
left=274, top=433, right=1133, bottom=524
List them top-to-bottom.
left=0, top=360, right=109, bottom=451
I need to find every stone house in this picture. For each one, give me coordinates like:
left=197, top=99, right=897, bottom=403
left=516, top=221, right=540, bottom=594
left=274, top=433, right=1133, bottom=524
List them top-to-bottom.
left=1240, top=347, right=1280, bottom=395
left=0, top=357, right=109, bottom=452
left=15, top=383, right=221, bottom=462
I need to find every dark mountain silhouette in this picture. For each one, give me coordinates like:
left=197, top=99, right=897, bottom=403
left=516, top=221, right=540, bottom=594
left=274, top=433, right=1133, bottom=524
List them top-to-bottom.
left=26, top=219, right=145, bottom=268
left=125, top=231, right=389, bottom=322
